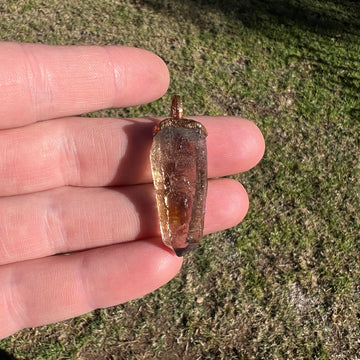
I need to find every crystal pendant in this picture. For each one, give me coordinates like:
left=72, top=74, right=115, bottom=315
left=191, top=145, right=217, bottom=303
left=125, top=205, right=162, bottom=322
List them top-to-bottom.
left=150, top=95, right=208, bottom=256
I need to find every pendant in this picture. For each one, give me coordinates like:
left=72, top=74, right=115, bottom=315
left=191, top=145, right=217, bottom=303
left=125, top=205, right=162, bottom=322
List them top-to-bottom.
left=150, top=95, right=208, bottom=256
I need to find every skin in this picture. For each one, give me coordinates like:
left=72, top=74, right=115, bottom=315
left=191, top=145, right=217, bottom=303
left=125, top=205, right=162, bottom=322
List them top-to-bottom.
left=0, top=43, right=265, bottom=339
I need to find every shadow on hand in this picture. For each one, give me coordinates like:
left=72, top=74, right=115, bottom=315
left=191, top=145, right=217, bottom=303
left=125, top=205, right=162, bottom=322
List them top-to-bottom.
left=107, top=117, right=162, bottom=245
left=107, top=117, right=157, bottom=186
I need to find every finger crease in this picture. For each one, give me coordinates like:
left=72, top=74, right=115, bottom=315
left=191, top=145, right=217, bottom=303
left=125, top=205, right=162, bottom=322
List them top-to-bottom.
left=20, top=43, right=54, bottom=122
left=101, top=46, right=121, bottom=108
left=61, top=127, right=82, bottom=186
left=43, top=204, right=67, bottom=255
left=0, top=223, right=11, bottom=264
left=78, top=256, right=97, bottom=312
left=2, top=270, right=28, bottom=332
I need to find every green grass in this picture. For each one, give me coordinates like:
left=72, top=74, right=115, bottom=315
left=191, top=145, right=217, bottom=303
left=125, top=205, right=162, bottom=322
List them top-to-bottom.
left=0, top=0, right=359, bottom=358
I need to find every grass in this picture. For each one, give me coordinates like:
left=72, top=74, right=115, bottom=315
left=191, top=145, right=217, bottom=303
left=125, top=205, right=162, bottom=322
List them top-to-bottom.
left=0, top=0, right=359, bottom=358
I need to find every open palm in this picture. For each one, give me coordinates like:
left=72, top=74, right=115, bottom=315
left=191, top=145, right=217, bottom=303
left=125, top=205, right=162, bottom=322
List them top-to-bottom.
left=0, top=43, right=264, bottom=339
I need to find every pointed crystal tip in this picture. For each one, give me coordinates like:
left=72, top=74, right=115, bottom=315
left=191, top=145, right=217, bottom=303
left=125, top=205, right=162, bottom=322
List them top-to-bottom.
left=173, top=243, right=198, bottom=257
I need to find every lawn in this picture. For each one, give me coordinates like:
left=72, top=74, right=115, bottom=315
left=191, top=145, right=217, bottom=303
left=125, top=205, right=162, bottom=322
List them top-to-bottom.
left=0, top=0, right=359, bottom=359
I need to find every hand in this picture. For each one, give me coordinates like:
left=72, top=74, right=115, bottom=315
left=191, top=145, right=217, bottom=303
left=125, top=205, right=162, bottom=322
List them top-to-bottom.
left=0, top=42, right=265, bottom=339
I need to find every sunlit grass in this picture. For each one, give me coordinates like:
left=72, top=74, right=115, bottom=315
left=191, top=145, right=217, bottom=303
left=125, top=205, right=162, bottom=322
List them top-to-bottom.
left=0, top=0, right=359, bottom=358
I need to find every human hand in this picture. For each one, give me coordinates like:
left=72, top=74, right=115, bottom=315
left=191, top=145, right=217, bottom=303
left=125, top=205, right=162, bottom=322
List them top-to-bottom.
left=0, top=43, right=265, bottom=339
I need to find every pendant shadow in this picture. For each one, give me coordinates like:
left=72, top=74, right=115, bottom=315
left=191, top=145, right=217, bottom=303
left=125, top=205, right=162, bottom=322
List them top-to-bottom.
left=106, top=117, right=163, bottom=245
left=107, top=117, right=157, bottom=186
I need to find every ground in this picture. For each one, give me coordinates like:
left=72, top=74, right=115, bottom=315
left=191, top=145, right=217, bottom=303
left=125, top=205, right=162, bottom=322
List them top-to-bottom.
left=0, top=0, right=359, bottom=359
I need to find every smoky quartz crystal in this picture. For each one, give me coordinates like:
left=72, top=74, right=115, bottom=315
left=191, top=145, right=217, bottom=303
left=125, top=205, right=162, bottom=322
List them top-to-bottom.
left=150, top=95, right=208, bottom=256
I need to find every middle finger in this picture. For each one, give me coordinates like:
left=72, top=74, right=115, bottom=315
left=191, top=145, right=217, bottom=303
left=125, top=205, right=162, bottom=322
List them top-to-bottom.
left=0, top=116, right=264, bottom=196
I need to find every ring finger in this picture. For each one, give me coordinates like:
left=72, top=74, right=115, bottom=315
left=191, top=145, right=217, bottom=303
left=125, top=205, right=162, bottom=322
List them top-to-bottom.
left=0, top=179, right=248, bottom=265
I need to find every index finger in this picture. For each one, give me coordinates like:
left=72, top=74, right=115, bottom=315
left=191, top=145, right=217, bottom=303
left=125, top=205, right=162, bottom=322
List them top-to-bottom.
left=0, top=42, right=169, bottom=129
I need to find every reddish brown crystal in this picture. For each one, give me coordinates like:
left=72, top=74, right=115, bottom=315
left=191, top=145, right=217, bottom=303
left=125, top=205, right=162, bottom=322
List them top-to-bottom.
left=150, top=95, right=208, bottom=256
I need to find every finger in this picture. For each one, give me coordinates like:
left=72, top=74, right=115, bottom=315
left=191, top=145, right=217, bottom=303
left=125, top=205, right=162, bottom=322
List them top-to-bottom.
left=0, top=42, right=169, bottom=129
left=0, top=116, right=265, bottom=196
left=0, top=179, right=248, bottom=265
left=0, top=239, right=183, bottom=339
